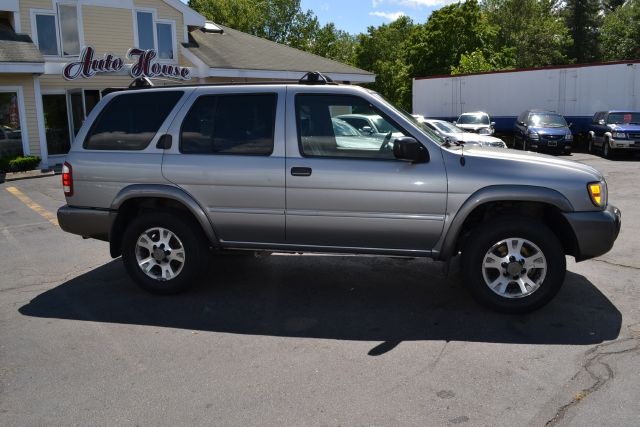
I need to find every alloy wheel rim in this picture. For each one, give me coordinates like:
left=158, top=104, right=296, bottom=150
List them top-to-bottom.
left=135, top=227, right=186, bottom=281
left=481, top=237, right=547, bottom=299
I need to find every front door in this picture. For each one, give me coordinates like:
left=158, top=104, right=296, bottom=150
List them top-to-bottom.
left=285, top=92, right=448, bottom=253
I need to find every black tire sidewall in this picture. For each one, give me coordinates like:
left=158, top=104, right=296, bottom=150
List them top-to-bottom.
left=122, top=211, right=205, bottom=294
left=461, top=219, right=566, bottom=314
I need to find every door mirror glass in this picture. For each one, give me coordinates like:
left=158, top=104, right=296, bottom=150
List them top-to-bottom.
left=393, top=137, right=429, bottom=163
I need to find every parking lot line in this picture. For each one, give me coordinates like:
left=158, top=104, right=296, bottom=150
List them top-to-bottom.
left=5, top=186, right=59, bottom=227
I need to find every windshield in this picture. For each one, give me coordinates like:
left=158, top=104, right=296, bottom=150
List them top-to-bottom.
left=367, top=90, right=445, bottom=145
left=607, top=112, right=640, bottom=125
left=458, top=113, right=490, bottom=125
left=529, top=113, right=567, bottom=128
left=372, top=117, right=396, bottom=133
left=331, top=118, right=361, bottom=136
left=433, top=121, right=464, bottom=133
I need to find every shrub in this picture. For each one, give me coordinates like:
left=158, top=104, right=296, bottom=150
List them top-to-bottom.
left=8, top=156, right=41, bottom=172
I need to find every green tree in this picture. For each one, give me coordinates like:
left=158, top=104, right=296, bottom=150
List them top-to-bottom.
left=188, top=0, right=319, bottom=49
left=407, top=0, right=499, bottom=77
left=482, top=0, right=571, bottom=68
left=563, top=0, right=602, bottom=63
left=601, top=0, right=640, bottom=60
left=603, top=0, right=627, bottom=13
left=354, top=16, right=416, bottom=110
left=310, top=23, right=357, bottom=65
left=451, top=48, right=514, bottom=74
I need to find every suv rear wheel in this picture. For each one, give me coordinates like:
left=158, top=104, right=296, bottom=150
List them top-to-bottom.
left=122, top=211, right=207, bottom=294
left=461, top=219, right=566, bottom=313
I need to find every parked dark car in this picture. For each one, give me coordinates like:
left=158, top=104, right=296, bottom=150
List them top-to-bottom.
left=514, top=110, right=573, bottom=154
left=588, top=111, right=640, bottom=158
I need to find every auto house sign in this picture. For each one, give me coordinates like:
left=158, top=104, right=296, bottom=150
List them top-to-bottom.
left=63, top=46, right=192, bottom=81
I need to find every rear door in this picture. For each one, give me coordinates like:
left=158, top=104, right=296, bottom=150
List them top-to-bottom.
left=162, top=86, right=286, bottom=244
left=284, top=88, right=448, bottom=254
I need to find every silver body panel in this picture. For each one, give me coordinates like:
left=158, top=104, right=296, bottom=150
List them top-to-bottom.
left=62, top=83, right=614, bottom=259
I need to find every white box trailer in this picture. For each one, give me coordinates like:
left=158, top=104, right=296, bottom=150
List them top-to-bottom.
left=412, top=60, right=640, bottom=134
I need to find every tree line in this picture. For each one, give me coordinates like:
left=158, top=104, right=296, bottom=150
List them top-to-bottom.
left=189, top=0, right=640, bottom=110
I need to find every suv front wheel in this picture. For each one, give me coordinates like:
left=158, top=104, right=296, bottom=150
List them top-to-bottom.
left=122, top=211, right=207, bottom=294
left=461, top=219, right=566, bottom=313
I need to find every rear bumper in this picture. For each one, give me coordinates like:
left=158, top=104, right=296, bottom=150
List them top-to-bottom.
left=562, top=204, right=621, bottom=261
left=57, top=205, right=115, bottom=242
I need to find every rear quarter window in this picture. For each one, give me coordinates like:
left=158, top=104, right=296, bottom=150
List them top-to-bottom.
left=83, top=91, right=183, bottom=150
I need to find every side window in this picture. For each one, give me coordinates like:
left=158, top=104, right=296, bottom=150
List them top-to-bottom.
left=84, top=91, right=183, bottom=150
left=180, top=93, right=276, bottom=155
left=295, top=94, right=408, bottom=160
left=517, top=112, right=525, bottom=124
left=593, top=112, right=602, bottom=124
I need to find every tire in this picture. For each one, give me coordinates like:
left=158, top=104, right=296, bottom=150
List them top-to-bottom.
left=603, top=138, right=612, bottom=159
left=122, top=211, right=208, bottom=294
left=461, top=218, right=566, bottom=314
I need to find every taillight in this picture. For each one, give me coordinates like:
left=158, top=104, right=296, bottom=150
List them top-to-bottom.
left=62, top=162, right=73, bottom=196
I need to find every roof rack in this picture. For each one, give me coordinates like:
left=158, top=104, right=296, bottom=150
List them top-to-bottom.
left=299, top=71, right=336, bottom=85
left=129, top=77, right=154, bottom=88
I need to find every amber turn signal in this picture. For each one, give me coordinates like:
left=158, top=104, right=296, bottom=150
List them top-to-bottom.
left=588, top=182, right=602, bottom=207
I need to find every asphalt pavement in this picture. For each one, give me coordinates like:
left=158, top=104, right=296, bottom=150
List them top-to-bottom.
left=0, top=152, right=639, bottom=426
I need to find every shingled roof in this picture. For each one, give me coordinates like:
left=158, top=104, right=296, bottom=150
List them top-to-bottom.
left=0, top=19, right=44, bottom=63
left=183, top=24, right=374, bottom=82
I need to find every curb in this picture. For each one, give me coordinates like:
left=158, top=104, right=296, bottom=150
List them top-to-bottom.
left=2, top=170, right=57, bottom=183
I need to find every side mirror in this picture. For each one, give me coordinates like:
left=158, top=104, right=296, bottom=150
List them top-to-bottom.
left=598, top=119, right=605, bottom=125
left=452, top=121, right=457, bottom=125
left=490, top=121, right=495, bottom=127
left=523, top=123, right=528, bottom=128
left=568, top=123, right=573, bottom=128
left=361, top=126, right=373, bottom=134
left=393, top=137, right=429, bottom=163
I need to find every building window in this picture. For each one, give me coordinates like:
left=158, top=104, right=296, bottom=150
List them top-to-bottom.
left=58, top=4, right=80, bottom=56
left=135, top=11, right=175, bottom=60
left=136, top=11, right=155, bottom=50
left=35, top=14, right=58, bottom=55
left=156, top=22, right=174, bottom=60
left=0, top=92, right=25, bottom=158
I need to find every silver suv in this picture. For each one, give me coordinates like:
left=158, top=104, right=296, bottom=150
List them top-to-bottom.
left=57, top=77, right=621, bottom=313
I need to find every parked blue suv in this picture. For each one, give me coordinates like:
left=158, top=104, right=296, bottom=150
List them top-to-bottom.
left=514, top=110, right=573, bottom=154
left=588, top=111, right=640, bottom=158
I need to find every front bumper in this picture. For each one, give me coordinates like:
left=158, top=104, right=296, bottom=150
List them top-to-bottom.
left=528, top=137, right=572, bottom=151
left=610, top=138, right=640, bottom=149
left=562, top=204, right=621, bottom=261
left=57, top=205, right=115, bottom=242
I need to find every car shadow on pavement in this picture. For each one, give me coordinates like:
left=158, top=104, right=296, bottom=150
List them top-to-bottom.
left=19, top=254, right=622, bottom=355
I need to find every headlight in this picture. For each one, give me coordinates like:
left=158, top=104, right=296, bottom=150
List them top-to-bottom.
left=527, top=131, right=539, bottom=140
left=612, top=132, right=627, bottom=139
left=566, top=133, right=573, bottom=141
left=587, top=181, right=607, bottom=207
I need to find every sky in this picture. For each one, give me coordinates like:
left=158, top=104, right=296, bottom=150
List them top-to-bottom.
left=300, top=0, right=458, bottom=34
left=180, top=1, right=458, bottom=35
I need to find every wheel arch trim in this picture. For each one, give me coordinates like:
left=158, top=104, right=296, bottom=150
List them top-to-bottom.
left=110, top=184, right=218, bottom=249
left=438, top=185, right=574, bottom=260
